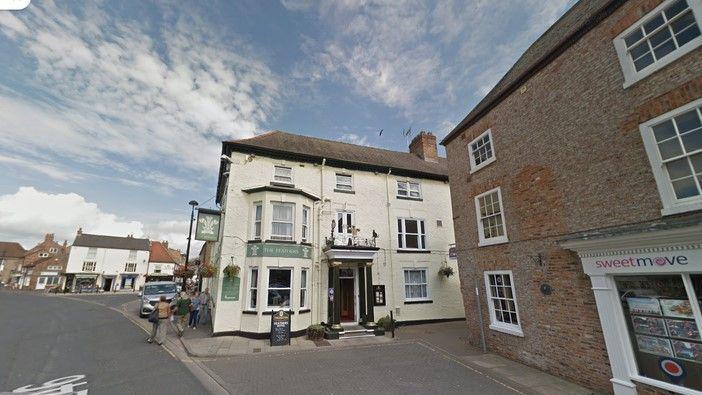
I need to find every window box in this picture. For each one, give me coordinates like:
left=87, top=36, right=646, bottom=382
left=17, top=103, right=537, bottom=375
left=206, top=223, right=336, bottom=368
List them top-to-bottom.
left=614, top=0, right=702, bottom=87
left=639, top=98, right=702, bottom=215
left=468, top=129, right=496, bottom=173
left=474, top=187, right=508, bottom=246
left=484, top=271, right=523, bottom=337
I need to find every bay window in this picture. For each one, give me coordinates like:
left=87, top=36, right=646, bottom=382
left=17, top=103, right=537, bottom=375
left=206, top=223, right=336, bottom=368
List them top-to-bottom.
left=252, top=202, right=262, bottom=240
left=271, top=202, right=294, bottom=241
left=302, top=206, right=310, bottom=242
left=249, top=267, right=258, bottom=309
left=267, top=268, right=292, bottom=309
left=300, top=268, right=308, bottom=309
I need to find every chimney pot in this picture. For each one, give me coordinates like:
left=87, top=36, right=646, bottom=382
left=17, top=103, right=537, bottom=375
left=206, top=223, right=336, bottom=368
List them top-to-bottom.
left=409, top=131, right=438, bottom=162
left=77, top=227, right=83, bottom=235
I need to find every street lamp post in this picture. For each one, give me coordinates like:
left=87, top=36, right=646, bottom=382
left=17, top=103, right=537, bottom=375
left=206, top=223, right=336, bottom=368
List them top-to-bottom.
left=183, top=200, right=199, bottom=289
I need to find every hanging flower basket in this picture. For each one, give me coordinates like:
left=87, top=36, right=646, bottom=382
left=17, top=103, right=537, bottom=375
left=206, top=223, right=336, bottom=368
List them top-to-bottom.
left=199, top=263, right=216, bottom=278
left=223, top=264, right=240, bottom=278
left=174, top=265, right=195, bottom=279
left=438, top=266, right=454, bottom=278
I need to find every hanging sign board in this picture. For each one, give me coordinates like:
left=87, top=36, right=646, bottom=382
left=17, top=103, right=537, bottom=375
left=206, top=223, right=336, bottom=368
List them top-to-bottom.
left=195, top=208, right=221, bottom=242
left=448, top=245, right=458, bottom=259
left=220, top=276, right=240, bottom=302
left=270, top=310, right=291, bottom=346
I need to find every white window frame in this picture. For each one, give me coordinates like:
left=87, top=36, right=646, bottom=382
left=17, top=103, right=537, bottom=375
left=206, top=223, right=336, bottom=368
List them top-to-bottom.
left=614, top=0, right=702, bottom=88
left=639, top=97, right=702, bottom=215
left=468, top=129, right=496, bottom=173
left=273, top=165, right=294, bottom=185
left=335, top=173, right=354, bottom=191
left=397, top=180, right=422, bottom=199
left=474, top=187, right=509, bottom=247
left=252, top=202, right=263, bottom=240
left=270, top=202, right=295, bottom=241
left=301, top=206, right=310, bottom=242
left=336, top=211, right=355, bottom=238
left=397, top=218, right=427, bottom=251
left=49, top=247, right=58, bottom=253
left=86, top=247, right=97, bottom=259
left=128, top=250, right=137, bottom=261
left=38, top=252, right=49, bottom=258
left=82, top=261, right=96, bottom=272
left=124, top=262, right=137, bottom=272
left=153, top=264, right=162, bottom=274
left=48, top=265, right=62, bottom=271
left=248, top=267, right=258, bottom=310
left=266, top=267, right=293, bottom=310
left=300, top=268, right=309, bottom=309
left=403, top=268, right=430, bottom=302
left=484, top=270, right=523, bottom=337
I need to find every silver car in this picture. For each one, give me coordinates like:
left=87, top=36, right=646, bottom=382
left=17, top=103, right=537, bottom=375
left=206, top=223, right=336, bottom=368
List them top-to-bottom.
left=139, top=281, right=178, bottom=317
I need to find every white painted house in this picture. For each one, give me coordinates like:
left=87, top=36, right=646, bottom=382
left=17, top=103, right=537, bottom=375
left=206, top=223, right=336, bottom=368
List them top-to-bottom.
left=205, top=130, right=465, bottom=338
left=65, top=230, right=150, bottom=292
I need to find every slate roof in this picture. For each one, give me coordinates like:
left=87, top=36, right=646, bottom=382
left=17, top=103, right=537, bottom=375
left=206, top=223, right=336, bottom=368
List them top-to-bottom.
left=442, top=0, right=622, bottom=145
left=72, top=233, right=150, bottom=251
left=149, top=241, right=179, bottom=263
left=0, top=242, right=26, bottom=258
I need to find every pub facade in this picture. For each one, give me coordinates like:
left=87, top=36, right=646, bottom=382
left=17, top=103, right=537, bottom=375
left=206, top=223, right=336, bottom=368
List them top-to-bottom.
left=205, top=131, right=465, bottom=338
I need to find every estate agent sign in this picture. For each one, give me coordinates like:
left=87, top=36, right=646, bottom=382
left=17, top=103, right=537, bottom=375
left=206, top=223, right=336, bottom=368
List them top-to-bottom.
left=195, top=208, right=221, bottom=242
left=246, top=243, right=312, bottom=259
left=220, top=277, right=240, bottom=302
left=270, top=310, right=291, bottom=346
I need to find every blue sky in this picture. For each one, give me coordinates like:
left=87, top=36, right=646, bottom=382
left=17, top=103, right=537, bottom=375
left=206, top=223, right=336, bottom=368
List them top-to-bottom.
left=0, top=0, right=575, bottom=251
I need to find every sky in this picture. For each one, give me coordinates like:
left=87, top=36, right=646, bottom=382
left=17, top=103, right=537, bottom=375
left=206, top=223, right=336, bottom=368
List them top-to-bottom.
left=0, top=0, right=576, bottom=252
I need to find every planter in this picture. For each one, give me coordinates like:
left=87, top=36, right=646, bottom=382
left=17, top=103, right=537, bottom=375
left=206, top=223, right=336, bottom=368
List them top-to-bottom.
left=200, top=263, right=216, bottom=278
left=223, top=264, right=240, bottom=278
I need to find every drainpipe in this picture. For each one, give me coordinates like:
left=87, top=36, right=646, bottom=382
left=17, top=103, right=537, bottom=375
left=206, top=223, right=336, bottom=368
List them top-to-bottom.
left=316, top=158, right=326, bottom=324
left=385, top=169, right=396, bottom=320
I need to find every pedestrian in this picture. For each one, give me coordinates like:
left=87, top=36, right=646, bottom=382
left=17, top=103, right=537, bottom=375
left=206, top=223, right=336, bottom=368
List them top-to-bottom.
left=199, top=288, right=211, bottom=325
left=175, top=291, right=190, bottom=337
left=189, top=291, right=201, bottom=329
left=147, top=295, right=171, bottom=345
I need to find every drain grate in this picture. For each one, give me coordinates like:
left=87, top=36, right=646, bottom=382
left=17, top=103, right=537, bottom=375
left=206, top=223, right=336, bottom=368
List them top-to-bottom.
left=253, top=347, right=261, bottom=353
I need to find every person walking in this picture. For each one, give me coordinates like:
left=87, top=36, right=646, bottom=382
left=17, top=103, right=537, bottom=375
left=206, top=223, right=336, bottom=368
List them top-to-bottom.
left=199, top=288, right=211, bottom=325
left=175, top=291, right=190, bottom=337
left=189, top=291, right=201, bottom=329
left=147, top=295, right=171, bottom=345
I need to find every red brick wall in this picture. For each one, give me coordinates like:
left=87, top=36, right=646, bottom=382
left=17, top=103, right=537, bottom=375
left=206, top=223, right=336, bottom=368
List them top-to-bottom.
left=445, top=0, right=702, bottom=392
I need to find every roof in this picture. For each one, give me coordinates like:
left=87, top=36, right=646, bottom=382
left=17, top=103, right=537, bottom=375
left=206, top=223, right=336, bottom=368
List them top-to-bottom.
left=442, top=0, right=623, bottom=145
left=218, top=130, right=448, bottom=203
left=72, top=233, right=150, bottom=251
left=149, top=241, right=179, bottom=263
left=0, top=242, right=26, bottom=258
left=26, top=254, right=68, bottom=269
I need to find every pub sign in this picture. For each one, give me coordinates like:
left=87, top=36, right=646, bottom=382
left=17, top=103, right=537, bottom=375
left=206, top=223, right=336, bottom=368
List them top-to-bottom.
left=195, top=208, right=221, bottom=242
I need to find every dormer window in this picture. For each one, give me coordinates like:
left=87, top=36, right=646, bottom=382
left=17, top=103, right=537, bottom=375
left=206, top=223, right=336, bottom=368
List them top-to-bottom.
left=273, top=165, right=293, bottom=185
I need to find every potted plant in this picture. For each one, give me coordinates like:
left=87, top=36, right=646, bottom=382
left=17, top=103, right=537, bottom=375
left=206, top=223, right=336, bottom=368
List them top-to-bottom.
left=200, top=263, right=216, bottom=278
left=223, top=264, right=240, bottom=278
left=438, top=266, right=454, bottom=278
left=307, top=324, right=325, bottom=340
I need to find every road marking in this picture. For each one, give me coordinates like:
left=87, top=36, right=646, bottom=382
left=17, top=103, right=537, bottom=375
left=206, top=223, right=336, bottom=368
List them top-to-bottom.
left=7, top=375, right=88, bottom=394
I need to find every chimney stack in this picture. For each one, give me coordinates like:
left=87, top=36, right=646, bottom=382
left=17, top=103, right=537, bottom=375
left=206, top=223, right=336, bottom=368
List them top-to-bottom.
left=409, top=131, right=438, bottom=162
left=77, top=227, right=83, bottom=235
left=45, top=233, right=54, bottom=242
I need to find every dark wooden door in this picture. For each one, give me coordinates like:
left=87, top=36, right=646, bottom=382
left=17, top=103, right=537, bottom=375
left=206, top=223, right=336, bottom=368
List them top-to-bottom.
left=340, top=278, right=355, bottom=322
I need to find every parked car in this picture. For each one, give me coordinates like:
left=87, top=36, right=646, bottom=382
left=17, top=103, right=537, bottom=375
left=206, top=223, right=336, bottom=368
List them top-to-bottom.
left=139, top=281, right=177, bottom=318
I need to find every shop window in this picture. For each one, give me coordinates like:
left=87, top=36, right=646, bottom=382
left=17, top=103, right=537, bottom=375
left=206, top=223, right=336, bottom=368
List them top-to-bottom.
left=614, top=0, right=702, bottom=87
left=640, top=99, right=702, bottom=215
left=468, top=129, right=496, bottom=173
left=273, top=165, right=293, bottom=184
left=335, top=173, right=353, bottom=191
left=397, top=180, right=421, bottom=199
left=475, top=187, right=508, bottom=246
left=252, top=202, right=262, bottom=240
left=271, top=202, right=294, bottom=241
left=302, top=206, right=310, bottom=242
left=397, top=218, right=427, bottom=250
left=82, top=261, right=96, bottom=272
left=124, top=262, right=137, bottom=272
left=249, top=267, right=258, bottom=310
left=267, top=268, right=292, bottom=309
left=300, top=268, right=308, bottom=308
left=404, top=268, right=429, bottom=301
left=484, top=271, right=523, bottom=336
left=615, top=274, right=702, bottom=391
left=47, top=276, right=59, bottom=285
left=38, top=277, right=46, bottom=285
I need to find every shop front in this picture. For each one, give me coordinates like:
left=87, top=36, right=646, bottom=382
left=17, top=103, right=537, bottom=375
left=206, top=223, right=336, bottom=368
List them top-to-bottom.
left=562, top=222, right=702, bottom=395
left=72, top=274, right=98, bottom=292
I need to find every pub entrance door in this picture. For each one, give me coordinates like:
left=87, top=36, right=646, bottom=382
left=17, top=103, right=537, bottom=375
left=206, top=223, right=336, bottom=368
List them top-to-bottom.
left=339, top=268, right=356, bottom=322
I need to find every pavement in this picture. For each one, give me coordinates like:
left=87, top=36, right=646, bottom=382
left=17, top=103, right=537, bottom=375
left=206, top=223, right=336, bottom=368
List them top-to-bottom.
left=0, top=289, right=208, bottom=395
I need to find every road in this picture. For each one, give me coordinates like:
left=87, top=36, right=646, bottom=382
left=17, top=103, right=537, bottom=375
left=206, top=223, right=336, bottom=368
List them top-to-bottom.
left=0, top=290, right=207, bottom=394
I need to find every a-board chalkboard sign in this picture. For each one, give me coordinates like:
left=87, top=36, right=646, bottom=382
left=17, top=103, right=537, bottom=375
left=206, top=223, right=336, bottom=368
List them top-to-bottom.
left=270, top=310, right=291, bottom=346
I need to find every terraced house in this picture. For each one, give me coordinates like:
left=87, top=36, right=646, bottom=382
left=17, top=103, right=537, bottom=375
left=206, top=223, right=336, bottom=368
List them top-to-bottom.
left=442, top=0, right=702, bottom=394
left=205, top=131, right=464, bottom=339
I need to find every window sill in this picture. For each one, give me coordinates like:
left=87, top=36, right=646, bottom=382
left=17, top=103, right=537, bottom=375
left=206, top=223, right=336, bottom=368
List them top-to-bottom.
left=469, top=156, right=496, bottom=174
left=270, top=181, right=295, bottom=188
left=334, top=188, right=355, bottom=194
left=397, top=196, right=423, bottom=201
left=660, top=200, right=702, bottom=217
left=478, top=237, right=508, bottom=247
left=248, top=239, right=262, bottom=244
left=265, top=239, right=297, bottom=244
left=300, top=242, right=312, bottom=246
left=396, top=249, right=431, bottom=254
left=404, top=300, right=433, bottom=304
left=263, top=309, right=294, bottom=315
left=298, top=309, right=311, bottom=314
left=242, top=310, right=258, bottom=315
left=489, top=324, right=524, bottom=337
left=631, top=374, right=699, bottom=395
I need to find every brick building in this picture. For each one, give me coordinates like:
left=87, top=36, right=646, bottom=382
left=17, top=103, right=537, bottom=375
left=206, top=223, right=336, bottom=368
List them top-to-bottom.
left=442, top=0, right=702, bottom=394
left=19, top=233, right=68, bottom=289
left=0, top=241, right=26, bottom=286
left=26, top=253, right=69, bottom=291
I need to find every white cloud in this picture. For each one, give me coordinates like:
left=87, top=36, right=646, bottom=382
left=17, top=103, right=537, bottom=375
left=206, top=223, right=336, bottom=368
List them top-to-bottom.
left=0, top=1, right=281, bottom=191
left=338, top=133, right=371, bottom=147
left=0, top=154, right=84, bottom=182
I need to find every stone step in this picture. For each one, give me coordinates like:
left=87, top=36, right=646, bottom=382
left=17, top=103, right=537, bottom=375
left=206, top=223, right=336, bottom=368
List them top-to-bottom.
left=339, top=328, right=374, bottom=335
left=337, top=332, right=377, bottom=339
